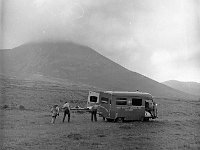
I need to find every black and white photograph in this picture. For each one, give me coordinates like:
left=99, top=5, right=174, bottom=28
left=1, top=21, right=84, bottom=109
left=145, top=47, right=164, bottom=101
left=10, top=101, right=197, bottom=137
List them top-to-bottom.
left=0, top=0, right=200, bottom=149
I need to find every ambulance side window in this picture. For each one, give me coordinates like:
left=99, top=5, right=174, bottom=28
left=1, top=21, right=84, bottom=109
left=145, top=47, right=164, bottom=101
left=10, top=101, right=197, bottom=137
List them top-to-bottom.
left=90, top=96, right=98, bottom=103
left=101, top=97, right=109, bottom=104
left=116, top=98, right=127, bottom=105
left=132, top=98, right=142, bottom=106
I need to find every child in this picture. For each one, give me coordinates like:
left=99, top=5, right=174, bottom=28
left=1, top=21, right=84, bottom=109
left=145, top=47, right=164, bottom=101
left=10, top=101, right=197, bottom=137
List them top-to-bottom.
left=51, top=105, right=60, bottom=124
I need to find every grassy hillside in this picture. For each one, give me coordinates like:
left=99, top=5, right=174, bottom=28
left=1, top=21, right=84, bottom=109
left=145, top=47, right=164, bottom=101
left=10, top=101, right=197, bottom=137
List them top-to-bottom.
left=0, top=41, right=197, bottom=100
left=0, top=75, right=91, bottom=111
left=1, top=75, right=200, bottom=149
left=163, top=80, right=200, bottom=97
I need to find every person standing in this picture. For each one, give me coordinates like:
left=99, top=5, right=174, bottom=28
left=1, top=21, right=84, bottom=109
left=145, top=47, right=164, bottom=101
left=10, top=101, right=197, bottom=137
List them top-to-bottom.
left=62, top=101, right=71, bottom=123
left=91, top=103, right=98, bottom=122
left=51, top=105, right=60, bottom=124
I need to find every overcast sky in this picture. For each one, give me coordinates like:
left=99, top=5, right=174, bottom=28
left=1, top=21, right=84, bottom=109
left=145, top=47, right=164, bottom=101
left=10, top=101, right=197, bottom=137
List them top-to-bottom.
left=1, top=0, right=200, bottom=83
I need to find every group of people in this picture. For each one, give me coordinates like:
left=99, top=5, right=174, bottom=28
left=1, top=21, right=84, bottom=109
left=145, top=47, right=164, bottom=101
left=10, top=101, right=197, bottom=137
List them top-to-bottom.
left=50, top=101, right=99, bottom=124
left=50, top=101, right=71, bottom=124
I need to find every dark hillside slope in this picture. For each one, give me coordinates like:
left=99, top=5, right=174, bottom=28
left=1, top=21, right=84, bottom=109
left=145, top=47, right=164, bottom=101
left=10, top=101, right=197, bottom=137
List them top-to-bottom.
left=0, top=42, right=197, bottom=100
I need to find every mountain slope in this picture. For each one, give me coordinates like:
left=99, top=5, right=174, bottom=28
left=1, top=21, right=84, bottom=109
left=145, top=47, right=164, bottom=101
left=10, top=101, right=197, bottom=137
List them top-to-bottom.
left=0, top=41, right=197, bottom=100
left=163, top=80, right=200, bottom=97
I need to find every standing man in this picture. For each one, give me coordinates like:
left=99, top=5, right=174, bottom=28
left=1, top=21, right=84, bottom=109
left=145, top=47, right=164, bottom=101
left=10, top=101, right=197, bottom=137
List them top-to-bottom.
left=62, top=101, right=71, bottom=123
left=91, top=103, right=98, bottom=122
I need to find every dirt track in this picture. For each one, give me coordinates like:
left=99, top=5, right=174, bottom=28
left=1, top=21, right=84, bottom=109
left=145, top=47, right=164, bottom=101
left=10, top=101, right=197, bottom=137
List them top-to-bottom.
left=1, top=98, right=200, bottom=150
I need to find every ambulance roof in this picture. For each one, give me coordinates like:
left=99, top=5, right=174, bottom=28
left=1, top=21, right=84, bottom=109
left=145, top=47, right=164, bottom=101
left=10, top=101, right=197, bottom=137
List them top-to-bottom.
left=104, top=91, right=153, bottom=100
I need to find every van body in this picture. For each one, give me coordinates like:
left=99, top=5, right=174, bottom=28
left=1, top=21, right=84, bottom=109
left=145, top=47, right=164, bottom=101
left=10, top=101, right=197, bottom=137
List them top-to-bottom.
left=87, top=91, right=157, bottom=122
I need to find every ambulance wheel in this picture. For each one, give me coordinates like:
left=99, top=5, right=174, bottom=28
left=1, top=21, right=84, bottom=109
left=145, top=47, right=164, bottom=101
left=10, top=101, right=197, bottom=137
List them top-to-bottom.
left=103, top=117, right=105, bottom=121
left=116, top=117, right=124, bottom=123
left=140, top=117, right=144, bottom=122
left=143, top=117, right=150, bottom=122
left=106, top=118, right=113, bottom=122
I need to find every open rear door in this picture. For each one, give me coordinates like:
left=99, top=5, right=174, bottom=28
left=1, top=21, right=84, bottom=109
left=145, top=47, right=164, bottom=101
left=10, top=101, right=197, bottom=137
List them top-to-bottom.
left=87, top=91, right=100, bottom=109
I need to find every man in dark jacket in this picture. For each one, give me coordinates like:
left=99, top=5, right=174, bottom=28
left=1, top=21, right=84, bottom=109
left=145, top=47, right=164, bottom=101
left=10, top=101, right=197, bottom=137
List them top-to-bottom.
left=62, top=101, right=71, bottom=122
left=91, top=104, right=98, bottom=122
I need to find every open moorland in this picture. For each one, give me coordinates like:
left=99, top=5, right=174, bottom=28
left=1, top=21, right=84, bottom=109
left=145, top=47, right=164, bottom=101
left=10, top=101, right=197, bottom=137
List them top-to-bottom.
left=0, top=78, right=200, bottom=150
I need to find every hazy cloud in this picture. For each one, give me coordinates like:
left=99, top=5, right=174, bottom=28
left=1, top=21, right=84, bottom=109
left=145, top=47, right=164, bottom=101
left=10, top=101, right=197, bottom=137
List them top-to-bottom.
left=1, top=0, right=200, bottom=82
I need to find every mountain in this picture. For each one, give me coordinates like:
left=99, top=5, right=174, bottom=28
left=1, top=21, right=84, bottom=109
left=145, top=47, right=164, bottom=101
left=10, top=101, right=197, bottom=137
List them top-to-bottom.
left=0, top=41, right=198, bottom=100
left=162, top=80, right=200, bottom=97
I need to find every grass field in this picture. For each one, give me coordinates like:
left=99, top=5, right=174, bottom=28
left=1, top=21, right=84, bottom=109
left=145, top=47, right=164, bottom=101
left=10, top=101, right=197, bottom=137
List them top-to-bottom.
left=0, top=78, right=200, bottom=150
